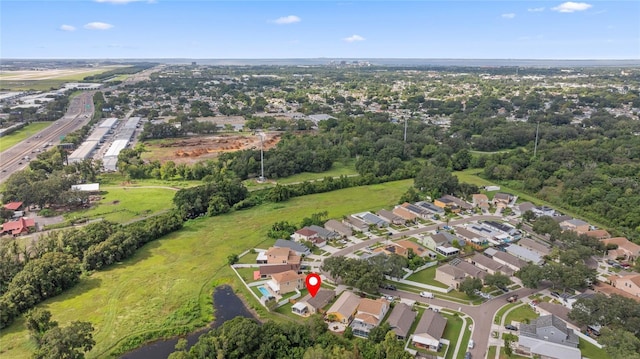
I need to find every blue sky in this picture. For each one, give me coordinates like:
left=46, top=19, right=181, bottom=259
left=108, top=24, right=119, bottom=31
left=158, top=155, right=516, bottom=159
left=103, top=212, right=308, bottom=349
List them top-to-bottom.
left=2, top=1, right=639, bottom=59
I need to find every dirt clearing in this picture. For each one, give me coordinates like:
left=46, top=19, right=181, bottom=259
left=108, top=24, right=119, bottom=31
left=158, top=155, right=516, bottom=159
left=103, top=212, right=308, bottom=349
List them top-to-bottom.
left=142, top=132, right=281, bottom=164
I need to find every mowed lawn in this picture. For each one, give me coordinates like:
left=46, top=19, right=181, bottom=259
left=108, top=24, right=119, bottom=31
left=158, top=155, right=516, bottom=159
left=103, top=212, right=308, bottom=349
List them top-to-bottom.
left=0, top=122, right=53, bottom=152
left=0, top=179, right=412, bottom=359
left=64, top=187, right=177, bottom=223
left=406, top=265, right=449, bottom=288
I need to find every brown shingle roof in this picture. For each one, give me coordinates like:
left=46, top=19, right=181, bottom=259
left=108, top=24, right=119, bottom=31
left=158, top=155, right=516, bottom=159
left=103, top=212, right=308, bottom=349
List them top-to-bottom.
left=386, top=303, right=417, bottom=338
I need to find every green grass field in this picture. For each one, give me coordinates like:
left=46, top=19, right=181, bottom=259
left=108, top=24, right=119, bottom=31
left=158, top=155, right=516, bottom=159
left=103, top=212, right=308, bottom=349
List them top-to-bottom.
left=0, top=122, right=53, bottom=152
left=275, top=160, right=357, bottom=184
left=0, top=179, right=412, bottom=358
left=64, top=187, right=177, bottom=223
left=406, top=266, right=449, bottom=288
left=494, top=302, right=521, bottom=324
left=504, top=305, right=538, bottom=325
left=579, top=338, right=608, bottom=359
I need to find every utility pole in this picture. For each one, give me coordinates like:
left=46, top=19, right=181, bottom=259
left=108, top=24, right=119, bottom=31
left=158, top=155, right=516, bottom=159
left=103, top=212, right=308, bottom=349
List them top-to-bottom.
left=403, top=117, right=408, bottom=142
left=534, top=121, right=540, bottom=158
left=259, top=132, right=265, bottom=182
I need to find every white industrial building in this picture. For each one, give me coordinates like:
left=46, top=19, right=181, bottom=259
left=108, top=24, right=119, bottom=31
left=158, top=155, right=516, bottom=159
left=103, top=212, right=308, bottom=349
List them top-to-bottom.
left=102, top=117, right=141, bottom=171
left=68, top=118, right=121, bottom=164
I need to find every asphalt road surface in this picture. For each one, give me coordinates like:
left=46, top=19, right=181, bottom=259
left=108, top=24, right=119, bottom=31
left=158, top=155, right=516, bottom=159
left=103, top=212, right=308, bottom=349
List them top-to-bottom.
left=0, top=91, right=95, bottom=183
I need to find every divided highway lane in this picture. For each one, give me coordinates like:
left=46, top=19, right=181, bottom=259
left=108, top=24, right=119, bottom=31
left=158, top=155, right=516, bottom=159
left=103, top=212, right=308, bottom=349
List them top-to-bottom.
left=0, top=92, right=95, bottom=183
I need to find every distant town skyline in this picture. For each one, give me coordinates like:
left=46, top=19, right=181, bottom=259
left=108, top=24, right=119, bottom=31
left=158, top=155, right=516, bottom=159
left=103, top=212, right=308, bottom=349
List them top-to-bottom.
left=2, top=1, right=639, bottom=59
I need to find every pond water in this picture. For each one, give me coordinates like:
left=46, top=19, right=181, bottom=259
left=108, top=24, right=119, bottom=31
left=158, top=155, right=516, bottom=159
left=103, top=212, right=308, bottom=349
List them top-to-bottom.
left=121, top=285, right=256, bottom=359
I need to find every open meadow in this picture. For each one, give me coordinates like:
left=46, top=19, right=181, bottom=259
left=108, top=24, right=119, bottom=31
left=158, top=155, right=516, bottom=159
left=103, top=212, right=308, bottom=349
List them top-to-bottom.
left=0, top=67, right=122, bottom=91
left=0, top=122, right=53, bottom=152
left=0, top=179, right=412, bottom=358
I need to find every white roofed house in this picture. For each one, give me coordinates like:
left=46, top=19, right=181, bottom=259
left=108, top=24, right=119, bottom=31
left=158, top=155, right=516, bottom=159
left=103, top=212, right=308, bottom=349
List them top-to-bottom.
left=350, top=298, right=389, bottom=338
left=411, top=310, right=447, bottom=351
left=517, top=315, right=581, bottom=359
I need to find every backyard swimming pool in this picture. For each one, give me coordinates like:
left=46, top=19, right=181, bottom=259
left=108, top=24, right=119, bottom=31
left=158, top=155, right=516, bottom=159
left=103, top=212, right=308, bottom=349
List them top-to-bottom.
left=258, top=286, right=271, bottom=297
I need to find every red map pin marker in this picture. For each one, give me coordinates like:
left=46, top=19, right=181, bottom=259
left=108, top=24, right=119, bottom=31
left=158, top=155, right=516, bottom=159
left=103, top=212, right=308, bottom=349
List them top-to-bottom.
left=306, top=273, right=321, bottom=297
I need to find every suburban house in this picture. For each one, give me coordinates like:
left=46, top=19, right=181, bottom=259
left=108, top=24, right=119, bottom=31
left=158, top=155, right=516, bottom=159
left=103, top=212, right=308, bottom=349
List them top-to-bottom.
left=493, top=192, right=513, bottom=207
left=472, top=194, right=490, bottom=212
left=440, top=195, right=472, bottom=211
left=434, top=197, right=460, bottom=213
left=3, top=201, right=24, bottom=211
left=416, top=201, right=445, bottom=215
left=401, top=202, right=432, bottom=219
left=518, top=202, right=536, bottom=215
left=392, top=206, right=418, bottom=223
left=532, top=206, right=557, bottom=217
left=377, top=209, right=405, bottom=225
left=354, top=212, right=388, bottom=227
left=346, top=215, right=369, bottom=231
left=1, top=217, right=36, bottom=236
left=324, top=219, right=353, bottom=237
left=560, top=219, right=591, bottom=234
left=483, top=221, right=521, bottom=241
left=308, top=225, right=340, bottom=241
left=455, top=227, right=488, bottom=248
left=291, top=228, right=319, bottom=242
left=583, top=229, right=611, bottom=240
left=421, top=233, right=449, bottom=250
left=601, top=237, right=640, bottom=261
left=517, top=238, right=551, bottom=257
left=274, top=239, right=311, bottom=256
left=396, top=239, right=430, bottom=258
left=375, top=243, right=408, bottom=258
left=504, top=244, right=544, bottom=265
left=436, top=246, right=460, bottom=257
left=255, top=247, right=301, bottom=279
left=257, top=247, right=301, bottom=265
left=484, top=248, right=529, bottom=271
left=468, top=253, right=514, bottom=276
left=451, top=258, right=487, bottom=282
left=435, top=264, right=467, bottom=289
left=267, top=270, right=305, bottom=295
left=608, top=273, right=640, bottom=297
left=293, top=289, right=336, bottom=316
left=326, top=291, right=360, bottom=324
left=350, top=298, right=389, bottom=338
left=386, top=303, right=417, bottom=340
left=411, top=310, right=447, bottom=351
left=518, top=315, right=581, bottom=359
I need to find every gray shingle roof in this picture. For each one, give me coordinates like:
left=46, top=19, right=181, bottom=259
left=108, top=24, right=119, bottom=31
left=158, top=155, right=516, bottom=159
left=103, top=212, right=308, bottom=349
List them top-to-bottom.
left=386, top=303, right=417, bottom=339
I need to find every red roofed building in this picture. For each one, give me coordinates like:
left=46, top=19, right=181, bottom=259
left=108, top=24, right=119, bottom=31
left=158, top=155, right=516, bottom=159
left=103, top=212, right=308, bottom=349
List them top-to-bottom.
left=3, top=202, right=23, bottom=211
left=2, top=217, right=36, bottom=236
left=291, top=227, right=318, bottom=242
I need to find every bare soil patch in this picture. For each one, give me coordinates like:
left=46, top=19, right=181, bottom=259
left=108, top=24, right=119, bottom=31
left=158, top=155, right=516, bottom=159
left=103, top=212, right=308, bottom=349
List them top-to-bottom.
left=143, top=132, right=281, bottom=164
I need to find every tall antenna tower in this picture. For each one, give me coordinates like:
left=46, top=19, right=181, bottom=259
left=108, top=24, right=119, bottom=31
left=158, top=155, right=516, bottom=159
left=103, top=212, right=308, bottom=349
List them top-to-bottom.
left=403, top=117, right=408, bottom=142
left=534, top=121, right=540, bottom=157
left=259, top=132, right=265, bottom=182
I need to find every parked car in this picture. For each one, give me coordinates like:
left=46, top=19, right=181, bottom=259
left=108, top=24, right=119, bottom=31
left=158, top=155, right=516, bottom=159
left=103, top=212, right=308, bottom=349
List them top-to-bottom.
left=379, top=283, right=396, bottom=291
left=497, top=286, right=509, bottom=293
left=420, top=291, right=435, bottom=299
left=551, top=291, right=561, bottom=298
left=507, top=295, right=519, bottom=303
left=505, top=324, right=518, bottom=331
left=468, top=339, right=475, bottom=349
left=464, top=352, right=472, bottom=359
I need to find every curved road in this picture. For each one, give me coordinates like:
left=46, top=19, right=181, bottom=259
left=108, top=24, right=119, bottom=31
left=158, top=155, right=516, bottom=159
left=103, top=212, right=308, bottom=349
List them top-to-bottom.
left=0, top=91, right=96, bottom=183
left=326, top=214, right=545, bottom=359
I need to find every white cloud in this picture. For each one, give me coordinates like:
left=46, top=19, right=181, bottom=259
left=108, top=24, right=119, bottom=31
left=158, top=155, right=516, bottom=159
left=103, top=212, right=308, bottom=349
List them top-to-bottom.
left=95, top=0, right=152, bottom=3
left=552, top=2, right=592, bottom=13
left=527, top=7, right=545, bottom=12
left=501, top=13, right=516, bottom=19
left=272, top=15, right=301, bottom=25
left=84, top=22, right=114, bottom=30
left=59, top=24, right=76, bottom=31
left=343, top=34, right=365, bottom=43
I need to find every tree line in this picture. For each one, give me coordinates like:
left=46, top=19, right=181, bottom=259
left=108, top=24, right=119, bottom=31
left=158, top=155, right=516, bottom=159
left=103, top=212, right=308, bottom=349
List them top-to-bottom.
left=0, top=211, right=182, bottom=329
left=169, top=316, right=413, bottom=359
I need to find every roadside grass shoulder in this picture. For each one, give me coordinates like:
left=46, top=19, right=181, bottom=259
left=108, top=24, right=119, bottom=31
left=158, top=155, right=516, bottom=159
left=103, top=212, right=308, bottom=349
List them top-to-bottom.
left=0, top=122, right=54, bottom=152
left=0, top=179, right=411, bottom=358
left=494, top=302, right=521, bottom=324
left=503, top=305, right=538, bottom=325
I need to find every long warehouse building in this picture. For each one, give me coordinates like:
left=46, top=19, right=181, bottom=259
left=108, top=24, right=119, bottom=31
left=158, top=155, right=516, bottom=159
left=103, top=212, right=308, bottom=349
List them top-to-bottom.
left=102, top=117, right=141, bottom=171
left=68, top=118, right=120, bottom=163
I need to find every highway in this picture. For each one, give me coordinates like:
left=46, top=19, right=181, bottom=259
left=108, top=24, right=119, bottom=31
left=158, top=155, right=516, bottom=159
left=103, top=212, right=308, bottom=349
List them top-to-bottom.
left=0, top=91, right=95, bottom=183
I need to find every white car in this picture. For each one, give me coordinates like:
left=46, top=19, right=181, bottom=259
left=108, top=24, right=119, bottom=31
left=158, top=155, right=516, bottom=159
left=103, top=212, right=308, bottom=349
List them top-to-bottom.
left=419, top=291, right=435, bottom=299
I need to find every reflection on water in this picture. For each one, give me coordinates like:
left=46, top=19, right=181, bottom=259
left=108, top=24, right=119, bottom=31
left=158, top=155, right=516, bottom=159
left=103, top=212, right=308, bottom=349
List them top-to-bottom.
left=121, top=285, right=256, bottom=359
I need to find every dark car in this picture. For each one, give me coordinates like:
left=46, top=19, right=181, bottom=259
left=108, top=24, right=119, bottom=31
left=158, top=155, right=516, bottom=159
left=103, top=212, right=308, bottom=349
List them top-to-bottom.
left=379, top=283, right=397, bottom=291
left=497, top=286, right=509, bottom=293
left=551, top=291, right=561, bottom=298
left=505, top=324, right=518, bottom=331
left=464, top=352, right=472, bottom=359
